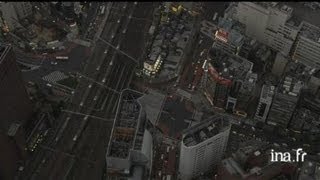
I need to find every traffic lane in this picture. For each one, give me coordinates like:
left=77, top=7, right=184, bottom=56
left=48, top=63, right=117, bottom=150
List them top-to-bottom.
left=24, top=1, right=148, bottom=179
left=21, top=2, right=123, bottom=178
left=74, top=2, right=129, bottom=116
left=85, top=2, right=129, bottom=80
left=122, top=2, right=155, bottom=60
left=38, top=3, right=133, bottom=177
left=98, top=6, right=136, bottom=113
left=62, top=38, right=126, bottom=180
left=21, top=45, right=89, bottom=85
left=95, top=60, right=122, bottom=115
left=102, top=62, right=130, bottom=115
left=68, top=120, right=110, bottom=179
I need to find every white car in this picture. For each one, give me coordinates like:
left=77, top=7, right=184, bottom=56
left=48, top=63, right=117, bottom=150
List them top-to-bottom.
left=117, top=19, right=120, bottom=23
left=104, top=50, right=108, bottom=54
left=96, top=66, right=100, bottom=71
left=102, top=78, right=106, bottom=83
left=88, top=84, right=92, bottom=88
left=94, top=95, right=98, bottom=101
left=80, top=102, right=84, bottom=106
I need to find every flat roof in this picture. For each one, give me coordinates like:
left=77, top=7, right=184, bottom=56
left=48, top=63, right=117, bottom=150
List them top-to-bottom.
left=285, top=2, right=320, bottom=27
left=300, top=22, right=320, bottom=43
left=209, top=47, right=253, bottom=80
left=278, top=75, right=304, bottom=96
left=107, top=89, right=143, bottom=159
left=182, top=114, right=231, bottom=147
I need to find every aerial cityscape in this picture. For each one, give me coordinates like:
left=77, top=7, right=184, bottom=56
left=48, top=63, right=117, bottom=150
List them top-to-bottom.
left=0, top=2, right=320, bottom=180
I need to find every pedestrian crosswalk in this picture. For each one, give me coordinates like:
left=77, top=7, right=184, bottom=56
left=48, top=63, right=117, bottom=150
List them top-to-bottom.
left=42, top=71, right=68, bottom=83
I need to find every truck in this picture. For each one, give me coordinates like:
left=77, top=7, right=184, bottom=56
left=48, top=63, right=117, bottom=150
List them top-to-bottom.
left=100, top=5, right=106, bottom=15
left=56, top=56, right=69, bottom=61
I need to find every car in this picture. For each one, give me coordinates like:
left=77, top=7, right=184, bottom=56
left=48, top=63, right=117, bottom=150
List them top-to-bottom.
left=117, top=19, right=120, bottom=23
left=116, top=44, right=120, bottom=49
left=104, top=50, right=108, bottom=54
left=109, top=61, right=113, bottom=66
left=96, top=66, right=101, bottom=71
left=102, top=78, right=106, bottom=83
left=28, top=81, right=35, bottom=86
left=88, top=84, right=92, bottom=88
left=94, top=95, right=98, bottom=101
left=80, top=102, right=84, bottom=106
left=273, top=143, right=280, bottom=147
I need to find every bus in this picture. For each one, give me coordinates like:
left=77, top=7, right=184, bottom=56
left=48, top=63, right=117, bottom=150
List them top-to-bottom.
left=100, top=5, right=106, bottom=15
left=212, top=12, right=218, bottom=21
left=56, top=56, right=69, bottom=61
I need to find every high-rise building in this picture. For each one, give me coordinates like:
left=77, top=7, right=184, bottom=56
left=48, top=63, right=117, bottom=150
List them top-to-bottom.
left=0, top=2, right=33, bottom=31
left=62, top=2, right=76, bottom=25
left=228, top=2, right=320, bottom=68
left=231, top=2, right=300, bottom=57
left=213, top=17, right=245, bottom=55
left=291, top=22, right=320, bottom=68
left=0, top=44, right=33, bottom=133
left=207, top=48, right=253, bottom=110
left=272, top=52, right=288, bottom=77
left=235, top=72, right=257, bottom=112
left=267, top=76, right=303, bottom=128
left=226, top=80, right=242, bottom=113
left=254, top=84, right=275, bottom=123
left=106, top=89, right=153, bottom=179
left=290, top=91, right=320, bottom=132
left=178, top=114, right=231, bottom=180
left=217, top=141, right=298, bottom=180
left=298, top=160, right=320, bottom=180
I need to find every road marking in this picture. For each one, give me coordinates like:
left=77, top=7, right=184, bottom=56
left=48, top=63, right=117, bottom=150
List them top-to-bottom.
left=61, top=109, right=115, bottom=122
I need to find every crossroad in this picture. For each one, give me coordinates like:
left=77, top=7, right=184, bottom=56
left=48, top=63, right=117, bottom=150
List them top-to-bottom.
left=18, top=2, right=156, bottom=180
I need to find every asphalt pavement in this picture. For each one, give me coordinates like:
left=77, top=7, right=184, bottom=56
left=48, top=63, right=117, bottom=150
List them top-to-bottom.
left=18, top=2, right=156, bottom=180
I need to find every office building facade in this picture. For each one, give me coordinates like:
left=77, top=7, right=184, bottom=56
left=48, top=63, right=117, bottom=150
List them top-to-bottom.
left=233, top=2, right=300, bottom=57
left=179, top=115, right=231, bottom=180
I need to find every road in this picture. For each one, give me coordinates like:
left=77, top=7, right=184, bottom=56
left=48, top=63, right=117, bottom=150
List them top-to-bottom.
left=18, top=2, right=156, bottom=180
left=18, top=45, right=90, bottom=89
